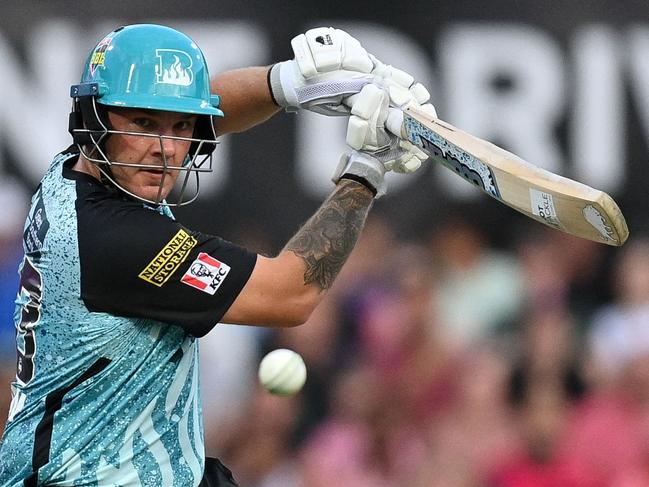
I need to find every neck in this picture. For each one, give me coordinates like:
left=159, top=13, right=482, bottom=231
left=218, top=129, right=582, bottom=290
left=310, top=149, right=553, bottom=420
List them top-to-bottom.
left=72, top=152, right=102, bottom=181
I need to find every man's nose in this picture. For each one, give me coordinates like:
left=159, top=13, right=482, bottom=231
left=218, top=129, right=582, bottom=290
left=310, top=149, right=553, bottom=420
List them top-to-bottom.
left=154, top=135, right=177, bottom=161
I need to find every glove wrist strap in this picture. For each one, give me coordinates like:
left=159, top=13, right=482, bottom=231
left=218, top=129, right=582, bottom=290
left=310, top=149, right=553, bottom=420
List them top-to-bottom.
left=269, top=61, right=299, bottom=112
left=267, top=65, right=280, bottom=107
left=332, top=151, right=386, bottom=198
left=339, top=174, right=377, bottom=196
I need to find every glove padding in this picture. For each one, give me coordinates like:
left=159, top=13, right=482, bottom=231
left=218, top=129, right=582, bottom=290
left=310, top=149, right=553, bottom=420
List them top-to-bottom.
left=270, top=26, right=437, bottom=123
left=269, top=27, right=374, bottom=116
left=369, top=55, right=439, bottom=138
left=370, top=55, right=437, bottom=115
left=346, top=84, right=429, bottom=173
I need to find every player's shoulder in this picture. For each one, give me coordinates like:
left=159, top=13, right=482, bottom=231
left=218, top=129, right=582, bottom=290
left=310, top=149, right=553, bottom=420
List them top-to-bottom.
left=54, top=144, right=80, bottom=165
left=38, top=145, right=81, bottom=188
left=60, top=161, right=164, bottom=227
left=73, top=186, right=183, bottom=260
left=76, top=189, right=177, bottom=241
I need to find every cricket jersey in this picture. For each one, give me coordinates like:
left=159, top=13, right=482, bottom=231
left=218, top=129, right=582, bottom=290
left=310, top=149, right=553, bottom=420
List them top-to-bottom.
left=0, top=147, right=257, bottom=486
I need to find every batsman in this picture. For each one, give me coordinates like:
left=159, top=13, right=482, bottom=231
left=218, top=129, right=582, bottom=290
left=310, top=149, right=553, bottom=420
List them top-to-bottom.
left=0, top=24, right=435, bottom=486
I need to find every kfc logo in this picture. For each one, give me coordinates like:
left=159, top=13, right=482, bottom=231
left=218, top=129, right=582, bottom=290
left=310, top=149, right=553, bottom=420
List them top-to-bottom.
left=181, top=253, right=231, bottom=295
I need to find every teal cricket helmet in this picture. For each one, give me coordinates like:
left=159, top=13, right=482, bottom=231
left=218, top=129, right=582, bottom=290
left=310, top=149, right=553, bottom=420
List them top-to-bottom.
left=77, top=23, right=222, bottom=116
left=69, top=24, right=223, bottom=206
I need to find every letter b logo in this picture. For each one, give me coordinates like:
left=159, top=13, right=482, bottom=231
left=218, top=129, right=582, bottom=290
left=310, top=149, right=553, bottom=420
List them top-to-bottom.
left=155, top=49, right=193, bottom=87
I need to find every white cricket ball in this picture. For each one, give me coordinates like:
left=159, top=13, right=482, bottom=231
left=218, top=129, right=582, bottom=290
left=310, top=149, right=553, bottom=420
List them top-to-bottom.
left=258, top=348, right=307, bottom=396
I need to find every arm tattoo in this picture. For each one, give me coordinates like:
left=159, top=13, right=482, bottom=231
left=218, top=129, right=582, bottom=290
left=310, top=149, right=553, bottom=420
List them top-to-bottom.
left=284, top=179, right=374, bottom=291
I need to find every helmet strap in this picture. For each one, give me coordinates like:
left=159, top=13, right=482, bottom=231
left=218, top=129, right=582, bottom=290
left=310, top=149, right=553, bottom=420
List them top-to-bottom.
left=191, top=115, right=218, bottom=155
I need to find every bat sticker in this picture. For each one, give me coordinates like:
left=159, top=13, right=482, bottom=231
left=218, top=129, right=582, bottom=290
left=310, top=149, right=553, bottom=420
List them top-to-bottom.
left=405, top=116, right=500, bottom=198
left=530, top=189, right=561, bottom=228
left=583, top=205, right=615, bottom=242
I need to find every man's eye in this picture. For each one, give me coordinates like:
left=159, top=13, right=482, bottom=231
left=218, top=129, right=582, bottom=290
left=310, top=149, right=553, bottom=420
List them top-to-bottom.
left=133, top=118, right=152, bottom=128
left=176, top=121, right=194, bottom=132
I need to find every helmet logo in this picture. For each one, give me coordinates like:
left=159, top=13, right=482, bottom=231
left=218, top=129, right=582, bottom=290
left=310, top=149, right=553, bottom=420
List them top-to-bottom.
left=89, top=36, right=113, bottom=77
left=155, top=49, right=193, bottom=87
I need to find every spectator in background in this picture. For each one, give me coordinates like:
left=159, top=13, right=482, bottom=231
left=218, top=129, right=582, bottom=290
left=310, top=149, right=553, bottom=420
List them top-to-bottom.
left=428, top=214, right=524, bottom=347
left=516, top=226, right=608, bottom=327
left=516, top=228, right=574, bottom=313
left=556, top=237, right=649, bottom=486
left=588, top=237, right=649, bottom=382
left=340, top=243, right=458, bottom=424
left=299, top=244, right=460, bottom=486
left=488, top=308, right=594, bottom=487
left=509, top=308, right=587, bottom=405
left=201, top=323, right=266, bottom=456
left=413, top=345, right=518, bottom=487
left=562, top=352, right=649, bottom=487
left=299, top=364, right=391, bottom=487
left=490, top=381, right=599, bottom=487
left=216, top=386, right=303, bottom=487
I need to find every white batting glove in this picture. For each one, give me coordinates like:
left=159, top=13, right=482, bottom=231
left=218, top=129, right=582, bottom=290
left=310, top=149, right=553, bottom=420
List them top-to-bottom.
left=269, top=27, right=374, bottom=116
left=269, top=27, right=438, bottom=123
left=369, top=55, right=438, bottom=139
left=370, top=55, right=437, bottom=113
left=346, top=84, right=429, bottom=173
left=346, top=84, right=391, bottom=152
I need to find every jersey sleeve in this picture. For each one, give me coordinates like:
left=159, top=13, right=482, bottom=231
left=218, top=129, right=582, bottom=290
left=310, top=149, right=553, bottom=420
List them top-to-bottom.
left=76, top=192, right=257, bottom=337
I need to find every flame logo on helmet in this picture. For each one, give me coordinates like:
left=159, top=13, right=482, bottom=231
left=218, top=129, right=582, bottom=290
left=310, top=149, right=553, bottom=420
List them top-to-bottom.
left=155, top=49, right=193, bottom=87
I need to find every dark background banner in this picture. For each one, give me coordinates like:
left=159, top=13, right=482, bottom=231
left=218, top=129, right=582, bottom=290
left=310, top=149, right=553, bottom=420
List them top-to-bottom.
left=1, top=1, right=648, bottom=250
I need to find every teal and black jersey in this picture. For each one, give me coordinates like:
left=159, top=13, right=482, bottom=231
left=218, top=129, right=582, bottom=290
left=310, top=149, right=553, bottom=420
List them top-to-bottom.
left=0, top=148, right=256, bottom=486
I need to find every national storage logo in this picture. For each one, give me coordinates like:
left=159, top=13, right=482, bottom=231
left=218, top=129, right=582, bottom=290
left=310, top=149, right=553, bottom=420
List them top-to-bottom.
left=139, top=229, right=197, bottom=287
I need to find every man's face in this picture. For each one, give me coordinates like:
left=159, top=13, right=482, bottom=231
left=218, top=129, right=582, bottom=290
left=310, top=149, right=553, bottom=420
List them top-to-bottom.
left=104, top=107, right=198, bottom=203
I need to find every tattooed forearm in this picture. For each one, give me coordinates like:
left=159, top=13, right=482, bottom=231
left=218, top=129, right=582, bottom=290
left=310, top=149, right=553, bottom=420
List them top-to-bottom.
left=284, top=179, right=374, bottom=291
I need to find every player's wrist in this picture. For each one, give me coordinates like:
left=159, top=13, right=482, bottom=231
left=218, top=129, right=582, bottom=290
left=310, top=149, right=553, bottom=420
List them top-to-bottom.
left=269, top=61, right=299, bottom=112
left=332, top=151, right=387, bottom=198
left=338, top=174, right=378, bottom=197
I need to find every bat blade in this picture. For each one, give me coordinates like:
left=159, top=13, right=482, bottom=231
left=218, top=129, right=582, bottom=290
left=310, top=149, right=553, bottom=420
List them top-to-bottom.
left=401, top=106, right=629, bottom=246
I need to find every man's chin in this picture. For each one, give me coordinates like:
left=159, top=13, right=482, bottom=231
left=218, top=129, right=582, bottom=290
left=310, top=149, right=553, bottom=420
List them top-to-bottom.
left=125, top=185, right=171, bottom=203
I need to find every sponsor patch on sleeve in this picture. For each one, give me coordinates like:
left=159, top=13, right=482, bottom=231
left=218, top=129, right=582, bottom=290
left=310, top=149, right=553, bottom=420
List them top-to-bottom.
left=139, top=229, right=197, bottom=287
left=181, top=253, right=231, bottom=295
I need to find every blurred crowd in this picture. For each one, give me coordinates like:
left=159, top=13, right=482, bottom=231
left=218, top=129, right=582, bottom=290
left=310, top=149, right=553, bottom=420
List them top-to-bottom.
left=1, top=205, right=649, bottom=487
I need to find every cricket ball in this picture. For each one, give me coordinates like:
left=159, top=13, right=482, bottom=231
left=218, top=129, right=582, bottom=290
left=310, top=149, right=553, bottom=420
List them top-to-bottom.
left=258, top=348, right=307, bottom=396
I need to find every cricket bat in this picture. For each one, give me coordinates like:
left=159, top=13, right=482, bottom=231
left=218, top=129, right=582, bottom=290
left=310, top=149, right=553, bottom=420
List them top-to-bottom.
left=394, top=106, right=629, bottom=246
